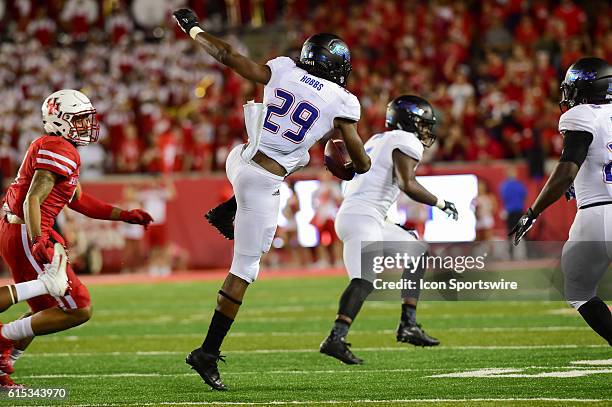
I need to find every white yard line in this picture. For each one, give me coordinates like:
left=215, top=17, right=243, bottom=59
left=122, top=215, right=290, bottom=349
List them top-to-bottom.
left=38, top=326, right=591, bottom=341
left=24, top=344, right=608, bottom=358
left=571, top=358, right=612, bottom=366
left=18, top=365, right=611, bottom=379
left=430, top=368, right=612, bottom=378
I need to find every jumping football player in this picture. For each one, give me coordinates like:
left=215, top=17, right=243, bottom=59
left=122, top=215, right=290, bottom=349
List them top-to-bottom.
left=173, top=9, right=370, bottom=390
left=509, top=57, right=612, bottom=347
left=0, top=89, right=153, bottom=387
left=319, top=95, right=459, bottom=364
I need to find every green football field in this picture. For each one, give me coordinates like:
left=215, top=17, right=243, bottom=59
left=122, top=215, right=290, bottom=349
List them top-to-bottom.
left=1, top=274, right=610, bottom=406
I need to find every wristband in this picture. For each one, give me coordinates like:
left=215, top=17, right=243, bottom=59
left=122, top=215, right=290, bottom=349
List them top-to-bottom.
left=189, top=26, right=204, bottom=40
left=435, top=197, right=445, bottom=209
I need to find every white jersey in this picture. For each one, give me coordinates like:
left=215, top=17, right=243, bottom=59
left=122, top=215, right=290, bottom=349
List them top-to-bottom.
left=259, top=57, right=360, bottom=173
left=558, top=103, right=612, bottom=208
left=339, top=130, right=424, bottom=220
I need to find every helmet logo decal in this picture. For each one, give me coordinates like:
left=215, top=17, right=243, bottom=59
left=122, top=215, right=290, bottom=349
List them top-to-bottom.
left=329, top=42, right=350, bottom=61
left=567, top=69, right=597, bottom=82
left=47, top=98, right=60, bottom=115
left=397, top=101, right=425, bottom=116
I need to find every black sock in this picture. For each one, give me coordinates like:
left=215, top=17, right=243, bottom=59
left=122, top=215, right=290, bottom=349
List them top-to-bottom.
left=337, top=278, right=374, bottom=320
left=577, top=297, right=612, bottom=346
left=401, top=303, right=417, bottom=326
left=202, top=310, right=234, bottom=354
left=331, top=319, right=350, bottom=338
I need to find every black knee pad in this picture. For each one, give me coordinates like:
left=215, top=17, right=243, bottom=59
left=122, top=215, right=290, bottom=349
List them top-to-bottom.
left=338, top=278, right=374, bottom=321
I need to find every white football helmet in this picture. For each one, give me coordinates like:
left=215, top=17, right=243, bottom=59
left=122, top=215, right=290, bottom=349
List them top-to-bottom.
left=41, top=89, right=100, bottom=146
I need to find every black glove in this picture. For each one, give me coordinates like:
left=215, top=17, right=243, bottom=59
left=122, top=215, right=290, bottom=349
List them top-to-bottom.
left=173, top=9, right=200, bottom=35
left=565, top=184, right=576, bottom=201
left=439, top=200, right=458, bottom=220
left=508, top=208, right=538, bottom=246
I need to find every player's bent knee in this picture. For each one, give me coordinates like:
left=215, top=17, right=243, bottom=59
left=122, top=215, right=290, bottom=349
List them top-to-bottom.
left=229, top=253, right=261, bottom=283
left=64, top=306, right=93, bottom=326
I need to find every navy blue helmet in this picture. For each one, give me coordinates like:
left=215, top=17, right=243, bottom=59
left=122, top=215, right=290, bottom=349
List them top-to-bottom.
left=297, top=33, right=352, bottom=87
left=560, top=57, right=612, bottom=112
left=386, top=95, right=437, bottom=148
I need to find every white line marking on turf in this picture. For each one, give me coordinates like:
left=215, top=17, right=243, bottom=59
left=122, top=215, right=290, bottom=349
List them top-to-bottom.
left=37, top=326, right=591, bottom=341
left=24, top=344, right=609, bottom=358
left=571, top=358, right=612, bottom=366
left=19, top=366, right=610, bottom=380
left=430, top=368, right=612, bottom=378
left=21, top=369, right=422, bottom=379
left=17, top=398, right=612, bottom=406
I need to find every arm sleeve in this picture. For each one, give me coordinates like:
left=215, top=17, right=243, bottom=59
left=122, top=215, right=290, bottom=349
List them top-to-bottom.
left=265, top=56, right=296, bottom=86
left=335, top=91, right=361, bottom=122
left=558, top=104, right=597, bottom=134
left=559, top=130, right=593, bottom=167
left=393, top=133, right=424, bottom=162
left=34, top=141, right=79, bottom=177
left=68, top=191, right=115, bottom=220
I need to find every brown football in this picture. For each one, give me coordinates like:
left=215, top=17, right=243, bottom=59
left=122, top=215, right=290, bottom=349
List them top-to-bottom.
left=324, top=137, right=355, bottom=181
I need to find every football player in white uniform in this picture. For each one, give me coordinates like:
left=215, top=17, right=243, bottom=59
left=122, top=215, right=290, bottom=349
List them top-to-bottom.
left=173, top=9, right=371, bottom=390
left=510, top=57, right=612, bottom=347
left=320, top=95, right=459, bottom=364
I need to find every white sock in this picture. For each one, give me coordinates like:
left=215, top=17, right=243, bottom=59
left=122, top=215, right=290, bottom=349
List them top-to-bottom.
left=14, top=280, right=47, bottom=302
left=1, top=317, right=34, bottom=341
left=10, top=349, right=23, bottom=364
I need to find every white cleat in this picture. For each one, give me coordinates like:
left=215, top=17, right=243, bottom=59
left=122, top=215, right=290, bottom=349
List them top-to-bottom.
left=38, top=243, right=68, bottom=297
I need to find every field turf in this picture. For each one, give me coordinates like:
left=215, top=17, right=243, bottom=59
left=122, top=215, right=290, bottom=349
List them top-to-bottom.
left=1, top=274, right=610, bottom=406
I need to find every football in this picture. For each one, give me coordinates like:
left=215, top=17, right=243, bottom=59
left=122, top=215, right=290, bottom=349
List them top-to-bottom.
left=324, top=136, right=355, bottom=181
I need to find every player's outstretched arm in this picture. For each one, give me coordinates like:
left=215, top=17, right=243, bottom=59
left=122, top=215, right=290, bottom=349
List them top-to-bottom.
left=173, top=9, right=271, bottom=85
left=334, top=118, right=371, bottom=174
left=508, top=130, right=590, bottom=245
left=392, top=150, right=458, bottom=220
left=530, top=161, right=580, bottom=216
left=24, top=169, right=58, bottom=263
left=68, top=183, right=154, bottom=228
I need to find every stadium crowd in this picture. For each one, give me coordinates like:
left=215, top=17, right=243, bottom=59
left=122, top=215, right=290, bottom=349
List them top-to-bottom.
left=0, top=0, right=610, bottom=183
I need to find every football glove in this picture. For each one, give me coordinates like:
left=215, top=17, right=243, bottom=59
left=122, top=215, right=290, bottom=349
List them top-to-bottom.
left=173, top=9, right=200, bottom=35
left=565, top=184, right=576, bottom=201
left=439, top=200, right=458, bottom=220
left=508, top=208, right=538, bottom=246
left=119, top=209, right=154, bottom=229
left=31, top=236, right=52, bottom=265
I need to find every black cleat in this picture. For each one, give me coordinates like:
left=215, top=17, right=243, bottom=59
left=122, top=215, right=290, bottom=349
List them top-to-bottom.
left=205, top=202, right=236, bottom=240
left=396, top=322, right=440, bottom=347
left=320, top=334, right=363, bottom=365
left=186, top=348, right=228, bottom=391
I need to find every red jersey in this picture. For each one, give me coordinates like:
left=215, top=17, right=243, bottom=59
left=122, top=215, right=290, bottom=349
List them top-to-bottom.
left=4, top=135, right=80, bottom=237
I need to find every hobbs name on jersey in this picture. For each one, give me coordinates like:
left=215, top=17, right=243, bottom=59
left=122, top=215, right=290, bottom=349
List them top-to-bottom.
left=300, top=75, right=324, bottom=91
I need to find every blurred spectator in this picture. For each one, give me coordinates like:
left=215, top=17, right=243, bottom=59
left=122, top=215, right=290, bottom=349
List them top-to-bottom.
left=61, top=0, right=99, bottom=42
left=447, top=67, right=474, bottom=119
left=78, top=141, right=106, bottom=179
left=499, top=166, right=527, bottom=235
left=499, top=166, right=528, bottom=258
left=311, top=171, right=343, bottom=268
left=140, top=178, right=176, bottom=276
left=471, top=179, right=498, bottom=241
left=278, top=181, right=308, bottom=268
left=118, top=186, right=146, bottom=274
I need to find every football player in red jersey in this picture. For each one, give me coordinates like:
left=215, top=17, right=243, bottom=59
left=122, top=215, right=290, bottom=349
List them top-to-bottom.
left=0, top=89, right=154, bottom=388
